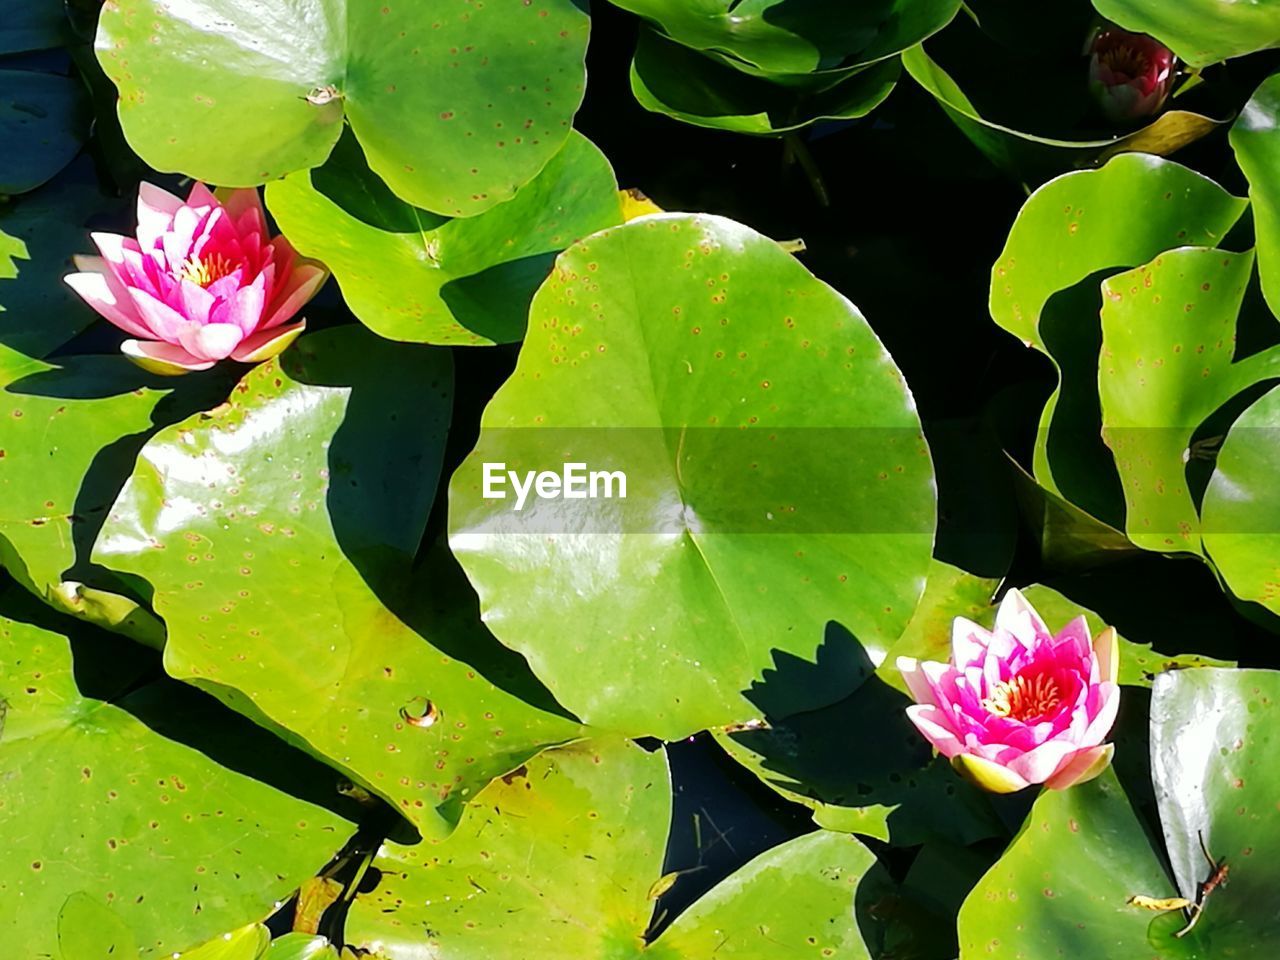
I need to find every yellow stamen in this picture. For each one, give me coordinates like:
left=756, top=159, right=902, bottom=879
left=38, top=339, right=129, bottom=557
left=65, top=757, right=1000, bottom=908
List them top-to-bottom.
left=178, top=252, right=236, bottom=287
left=982, top=673, right=1061, bottom=721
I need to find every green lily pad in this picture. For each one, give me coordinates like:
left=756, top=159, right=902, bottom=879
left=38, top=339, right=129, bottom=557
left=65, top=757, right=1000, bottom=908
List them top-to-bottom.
left=96, top=0, right=588, bottom=216
left=609, top=0, right=960, bottom=79
left=1094, top=0, right=1280, bottom=68
left=902, top=21, right=1223, bottom=186
left=630, top=28, right=900, bottom=135
left=0, top=68, right=89, bottom=196
left=1231, top=74, right=1280, bottom=320
left=265, top=131, right=622, bottom=345
left=988, top=154, right=1247, bottom=534
left=991, top=155, right=1247, bottom=353
left=449, top=213, right=936, bottom=739
left=1098, top=248, right=1279, bottom=555
left=93, top=327, right=583, bottom=838
left=0, top=345, right=168, bottom=601
left=1202, top=385, right=1280, bottom=616
left=0, top=586, right=356, bottom=958
left=959, top=668, right=1280, bottom=957
left=1147, top=668, right=1280, bottom=954
left=347, top=738, right=878, bottom=959
left=956, top=769, right=1179, bottom=959
left=261, top=934, right=339, bottom=960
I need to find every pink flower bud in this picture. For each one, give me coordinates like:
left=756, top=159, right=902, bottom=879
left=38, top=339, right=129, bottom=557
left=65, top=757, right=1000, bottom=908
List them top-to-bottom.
left=1088, top=28, right=1176, bottom=123
left=65, top=182, right=327, bottom=375
left=898, top=589, right=1120, bottom=793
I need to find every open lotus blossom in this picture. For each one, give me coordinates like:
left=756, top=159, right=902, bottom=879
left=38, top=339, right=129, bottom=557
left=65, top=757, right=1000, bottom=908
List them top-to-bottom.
left=1088, top=26, right=1175, bottom=123
left=65, top=182, right=326, bottom=375
left=898, top=589, right=1119, bottom=793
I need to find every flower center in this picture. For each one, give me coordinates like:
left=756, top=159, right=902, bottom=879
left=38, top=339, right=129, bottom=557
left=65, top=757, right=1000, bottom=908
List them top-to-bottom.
left=1099, top=44, right=1149, bottom=82
left=178, top=252, right=236, bottom=287
left=983, top=672, right=1061, bottom=721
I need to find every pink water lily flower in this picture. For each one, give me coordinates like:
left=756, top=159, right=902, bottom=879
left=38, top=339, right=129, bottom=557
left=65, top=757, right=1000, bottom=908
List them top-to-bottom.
left=1088, top=27, right=1175, bottom=123
left=65, top=182, right=326, bottom=375
left=898, top=589, right=1119, bottom=793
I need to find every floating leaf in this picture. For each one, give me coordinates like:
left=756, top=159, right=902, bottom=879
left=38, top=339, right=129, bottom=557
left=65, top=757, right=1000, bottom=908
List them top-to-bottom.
left=96, top=0, right=589, bottom=216
left=609, top=0, right=960, bottom=79
left=1094, top=0, right=1280, bottom=68
left=903, top=25, right=1222, bottom=186
left=630, top=28, right=899, bottom=135
left=0, top=68, right=89, bottom=196
left=1231, top=74, right=1280, bottom=320
left=266, top=131, right=622, bottom=345
left=988, top=154, right=1247, bottom=528
left=449, top=213, right=935, bottom=739
left=1099, top=248, right=1279, bottom=554
left=94, top=327, right=582, bottom=837
left=0, top=345, right=168, bottom=601
left=1202, top=385, right=1280, bottom=616
left=0, top=587, right=356, bottom=958
left=1148, top=668, right=1280, bottom=953
left=347, top=738, right=877, bottom=959
left=956, top=770, right=1178, bottom=958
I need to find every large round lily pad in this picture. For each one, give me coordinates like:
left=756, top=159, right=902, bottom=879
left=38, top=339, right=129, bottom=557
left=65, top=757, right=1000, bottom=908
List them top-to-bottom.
left=96, top=0, right=588, bottom=216
left=266, top=130, right=623, bottom=345
left=449, top=213, right=936, bottom=739
left=93, top=327, right=583, bottom=838
left=0, top=586, right=356, bottom=958
left=347, top=738, right=877, bottom=959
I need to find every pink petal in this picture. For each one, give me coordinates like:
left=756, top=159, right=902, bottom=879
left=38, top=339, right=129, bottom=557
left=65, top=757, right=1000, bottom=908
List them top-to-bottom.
left=136, top=182, right=184, bottom=251
left=186, top=182, right=218, bottom=209
left=217, top=186, right=266, bottom=229
left=162, top=205, right=204, bottom=269
left=65, top=257, right=152, bottom=338
left=261, top=264, right=327, bottom=330
left=210, top=274, right=267, bottom=334
left=175, top=279, right=216, bottom=326
left=128, top=288, right=194, bottom=342
left=230, top=320, right=306, bottom=363
left=178, top=322, right=244, bottom=362
left=121, top=338, right=214, bottom=376
left=994, top=588, right=1051, bottom=649
left=1053, top=615, right=1092, bottom=660
left=1093, top=627, right=1119, bottom=685
left=897, top=656, right=940, bottom=709
left=1081, top=682, right=1120, bottom=745
left=905, top=704, right=964, bottom=758
left=1006, top=738, right=1078, bottom=785
left=1044, top=744, right=1115, bottom=791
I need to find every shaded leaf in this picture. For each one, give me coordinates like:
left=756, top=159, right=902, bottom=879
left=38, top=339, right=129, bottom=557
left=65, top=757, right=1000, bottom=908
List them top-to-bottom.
left=266, top=131, right=622, bottom=345
left=93, top=327, right=582, bottom=837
